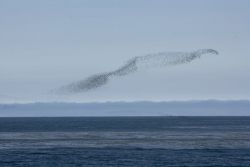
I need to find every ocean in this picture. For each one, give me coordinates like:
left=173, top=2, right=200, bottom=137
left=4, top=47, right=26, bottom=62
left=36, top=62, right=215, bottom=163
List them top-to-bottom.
left=0, top=117, right=250, bottom=166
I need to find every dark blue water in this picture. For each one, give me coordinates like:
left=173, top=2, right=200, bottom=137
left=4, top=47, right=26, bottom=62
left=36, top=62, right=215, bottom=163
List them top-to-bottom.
left=0, top=117, right=250, bottom=166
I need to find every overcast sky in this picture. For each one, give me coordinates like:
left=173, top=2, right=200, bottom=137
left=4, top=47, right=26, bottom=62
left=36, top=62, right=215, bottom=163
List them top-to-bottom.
left=0, top=0, right=250, bottom=103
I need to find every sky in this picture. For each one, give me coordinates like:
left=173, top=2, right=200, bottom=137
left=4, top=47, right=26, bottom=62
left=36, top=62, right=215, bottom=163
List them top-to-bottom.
left=0, top=0, right=250, bottom=103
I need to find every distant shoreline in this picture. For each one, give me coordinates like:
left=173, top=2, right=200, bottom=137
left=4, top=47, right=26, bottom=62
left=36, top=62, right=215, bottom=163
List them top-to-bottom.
left=0, top=100, right=250, bottom=117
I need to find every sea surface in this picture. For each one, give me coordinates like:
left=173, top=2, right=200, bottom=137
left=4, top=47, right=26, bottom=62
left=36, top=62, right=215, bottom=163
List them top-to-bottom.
left=0, top=117, right=250, bottom=166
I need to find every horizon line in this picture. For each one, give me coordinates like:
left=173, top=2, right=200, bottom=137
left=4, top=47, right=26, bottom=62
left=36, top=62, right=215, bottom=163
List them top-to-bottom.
left=1, top=99, right=250, bottom=105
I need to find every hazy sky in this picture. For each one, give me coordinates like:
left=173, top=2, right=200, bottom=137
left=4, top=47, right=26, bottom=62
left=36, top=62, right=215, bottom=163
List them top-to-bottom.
left=0, top=0, right=250, bottom=103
